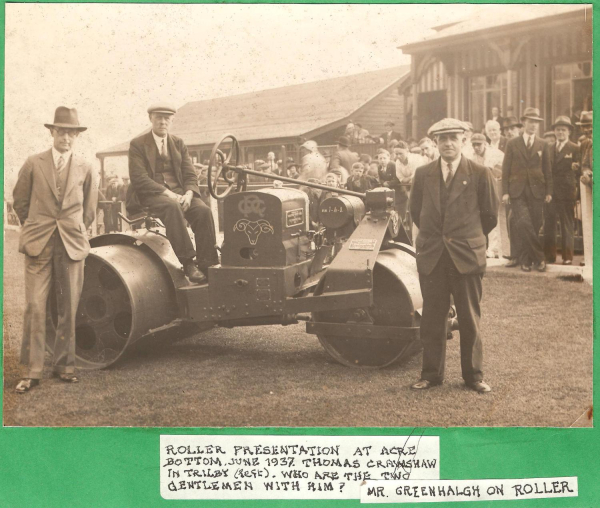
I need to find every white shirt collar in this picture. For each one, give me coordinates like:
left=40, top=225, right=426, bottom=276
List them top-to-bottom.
left=152, top=130, right=168, bottom=155
left=523, top=133, right=534, bottom=145
left=556, top=140, right=566, bottom=151
left=51, top=147, right=71, bottom=167
left=441, top=155, right=461, bottom=179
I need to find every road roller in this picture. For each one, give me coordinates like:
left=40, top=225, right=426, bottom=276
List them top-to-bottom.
left=47, top=134, right=448, bottom=370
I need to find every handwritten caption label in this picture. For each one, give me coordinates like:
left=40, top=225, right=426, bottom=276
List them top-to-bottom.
left=160, top=435, right=439, bottom=500
left=361, top=477, right=578, bottom=503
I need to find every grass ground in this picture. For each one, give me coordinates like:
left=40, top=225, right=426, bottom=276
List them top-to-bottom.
left=2, top=229, right=593, bottom=427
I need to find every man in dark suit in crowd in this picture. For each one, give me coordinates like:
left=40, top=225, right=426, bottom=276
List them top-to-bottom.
left=128, top=104, right=218, bottom=284
left=13, top=107, right=98, bottom=393
left=502, top=107, right=552, bottom=272
left=578, top=111, right=593, bottom=187
left=543, top=116, right=580, bottom=265
left=409, top=118, right=498, bottom=393
left=378, top=121, right=402, bottom=147
left=329, top=135, right=357, bottom=183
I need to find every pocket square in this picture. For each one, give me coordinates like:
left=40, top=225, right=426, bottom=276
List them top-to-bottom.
left=537, top=150, right=543, bottom=157
left=565, top=154, right=573, bottom=159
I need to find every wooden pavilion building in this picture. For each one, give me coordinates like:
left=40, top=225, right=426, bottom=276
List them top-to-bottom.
left=399, top=5, right=592, bottom=138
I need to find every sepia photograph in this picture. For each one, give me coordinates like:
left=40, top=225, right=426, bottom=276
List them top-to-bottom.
left=2, top=3, right=593, bottom=428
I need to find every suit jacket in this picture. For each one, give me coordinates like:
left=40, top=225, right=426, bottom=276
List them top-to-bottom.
left=379, top=130, right=402, bottom=145
left=128, top=131, right=200, bottom=211
left=502, top=135, right=553, bottom=199
left=549, top=141, right=580, bottom=201
left=329, top=148, right=359, bottom=172
left=13, top=149, right=97, bottom=260
left=410, top=157, right=498, bottom=275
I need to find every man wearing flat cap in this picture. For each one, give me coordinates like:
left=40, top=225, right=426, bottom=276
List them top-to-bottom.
left=127, top=104, right=219, bottom=284
left=12, top=107, right=98, bottom=393
left=501, top=107, right=552, bottom=272
left=543, top=116, right=580, bottom=265
left=409, top=118, right=498, bottom=393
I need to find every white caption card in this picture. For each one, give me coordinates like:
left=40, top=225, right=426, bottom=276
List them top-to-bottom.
left=160, top=435, right=439, bottom=500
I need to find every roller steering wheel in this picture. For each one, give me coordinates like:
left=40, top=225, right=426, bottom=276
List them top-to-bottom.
left=207, top=134, right=242, bottom=199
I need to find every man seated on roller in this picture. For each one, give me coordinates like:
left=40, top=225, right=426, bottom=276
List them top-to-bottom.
left=127, top=103, right=219, bottom=284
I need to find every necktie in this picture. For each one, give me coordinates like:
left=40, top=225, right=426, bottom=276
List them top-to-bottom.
left=527, top=136, right=533, bottom=150
left=161, top=139, right=167, bottom=159
left=56, top=155, right=65, bottom=175
left=445, top=162, right=454, bottom=187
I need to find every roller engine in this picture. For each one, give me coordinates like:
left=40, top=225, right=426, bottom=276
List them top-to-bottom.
left=46, top=134, right=435, bottom=370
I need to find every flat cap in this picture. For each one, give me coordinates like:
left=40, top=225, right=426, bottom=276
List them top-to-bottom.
left=147, top=103, right=177, bottom=115
left=428, top=118, right=468, bottom=137
left=471, top=133, right=487, bottom=144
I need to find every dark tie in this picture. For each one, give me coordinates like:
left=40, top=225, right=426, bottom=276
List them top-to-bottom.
left=527, top=136, right=533, bottom=150
left=445, top=162, right=454, bottom=188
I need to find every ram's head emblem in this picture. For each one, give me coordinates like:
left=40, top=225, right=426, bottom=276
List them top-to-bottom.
left=233, top=219, right=274, bottom=245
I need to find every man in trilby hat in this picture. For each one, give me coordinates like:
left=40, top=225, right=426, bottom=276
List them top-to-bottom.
left=127, top=103, right=219, bottom=284
left=12, top=107, right=98, bottom=393
left=501, top=107, right=552, bottom=272
left=577, top=111, right=593, bottom=187
left=543, top=116, right=580, bottom=265
left=409, top=118, right=498, bottom=393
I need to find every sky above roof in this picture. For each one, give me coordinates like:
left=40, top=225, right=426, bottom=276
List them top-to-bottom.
left=3, top=3, right=577, bottom=191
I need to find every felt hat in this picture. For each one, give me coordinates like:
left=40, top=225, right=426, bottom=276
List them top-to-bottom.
left=44, top=106, right=87, bottom=131
left=521, top=107, right=543, bottom=122
left=576, top=111, right=593, bottom=126
left=504, top=116, right=523, bottom=128
left=551, top=116, right=573, bottom=130
left=338, top=136, right=351, bottom=147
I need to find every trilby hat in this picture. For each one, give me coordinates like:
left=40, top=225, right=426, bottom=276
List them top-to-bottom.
left=44, top=106, right=87, bottom=131
left=521, top=107, right=544, bottom=122
left=576, top=111, right=592, bottom=126
left=551, top=115, right=573, bottom=130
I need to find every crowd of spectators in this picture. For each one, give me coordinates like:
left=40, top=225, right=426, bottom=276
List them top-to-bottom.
left=291, top=108, right=593, bottom=267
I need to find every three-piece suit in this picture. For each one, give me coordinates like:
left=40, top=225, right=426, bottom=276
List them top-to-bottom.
left=127, top=131, right=218, bottom=269
left=502, top=135, right=553, bottom=266
left=543, top=140, right=580, bottom=262
left=13, top=149, right=97, bottom=379
left=410, top=156, right=498, bottom=384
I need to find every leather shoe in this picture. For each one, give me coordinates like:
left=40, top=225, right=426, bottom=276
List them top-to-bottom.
left=505, top=259, right=519, bottom=268
left=536, top=260, right=547, bottom=272
left=563, top=260, right=572, bottom=265
left=184, top=263, right=207, bottom=284
left=520, top=264, right=531, bottom=272
left=53, top=372, right=79, bottom=383
left=16, top=378, right=40, bottom=393
left=410, top=379, right=441, bottom=390
left=466, top=381, right=492, bottom=393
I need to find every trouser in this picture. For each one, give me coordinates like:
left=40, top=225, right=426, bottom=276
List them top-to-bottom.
left=511, top=186, right=544, bottom=266
left=141, top=193, right=219, bottom=269
left=544, top=199, right=575, bottom=262
left=507, top=204, right=521, bottom=260
left=21, top=231, right=84, bottom=379
left=418, top=249, right=484, bottom=384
